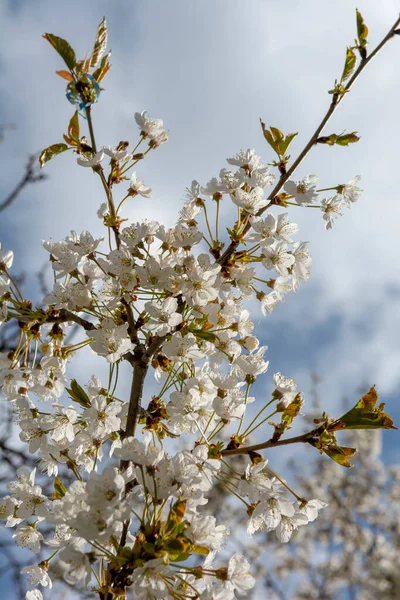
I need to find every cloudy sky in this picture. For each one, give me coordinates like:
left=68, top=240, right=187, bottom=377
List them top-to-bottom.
left=1, top=0, right=400, bottom=595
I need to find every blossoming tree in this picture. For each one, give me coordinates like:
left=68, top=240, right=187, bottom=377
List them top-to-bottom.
left=0, top=11, right=399, bottom=600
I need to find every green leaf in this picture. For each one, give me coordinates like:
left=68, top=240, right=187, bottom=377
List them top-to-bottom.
left=356, top=9, right=368, bottom=48
left=90, top=16, right=108, bottom=68
left=43, top=33, right=76, bottom=71
left=341, top=47, right=357, bottom=82
left=92, top=50, right=112, bottom=83
left=56, top=70, right=74, bottom=82
left=68, top=111, right=80, bottom=143
left=260, top=120, right=298, bottom=157
left=260, top=120, right=278, bottom=153
left=279, top=132, right=298, bottom=155
left=317, top=132, right=360, bottom=146
left=335, top=132, right=360, bottom=146
left=39, top=143, right=69, bottom=168
left=66, top=379, right=92, bottom=408
left=337, top=386, right=397, bottom=430
left=281, top=392, right=303, bottom=426
left=323, top=444, right=357, bottom=468
left=54, top=477, right=67, bottom=498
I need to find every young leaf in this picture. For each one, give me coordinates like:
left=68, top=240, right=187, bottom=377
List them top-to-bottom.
left=356, top=9, right=369, bottom=49
left=90, top=16, right=108, bottom=68
left=43, top=33, right=76, bottom=71
left=341, top=47, right=357, bottom=82
left=92, top=50, right=112, bottom=83
left=56, top=70, right=74, bottom=82
left=68, top=111, right=80, bottom=143
left=260, top=120, right=298, bottom=157
left=280, top=132, right=298, bottom=155
left=317, top=132, right=360, bottom=146
left=335, top=132, right=360, bottom=146
left=39, top=143, right=69, bottom=168
left=66, top=379, right=91, bottom=408
left=336, top=386, right=397, bottom=430
left=281, top=392, right=303, bottom=426
left=323, top=444, right=357, bottom=468
left=54, top=477, right=67, bottom=498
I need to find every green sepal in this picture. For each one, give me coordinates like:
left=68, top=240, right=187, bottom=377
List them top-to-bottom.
left=43, top=33, right=76, bottom=71
left=39, top=143, right=69, bottom=168
left=66, top=379, right=92, bottom=408
left=336, top=386, right=397, bottom=430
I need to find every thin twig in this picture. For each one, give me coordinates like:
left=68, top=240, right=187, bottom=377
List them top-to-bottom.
left=218, top=15, right=400, bottom=266
left=221, top=426, right=324, bottom=457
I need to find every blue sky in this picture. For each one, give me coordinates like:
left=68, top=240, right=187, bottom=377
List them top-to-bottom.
left=1, top=0, right=400, bottom=596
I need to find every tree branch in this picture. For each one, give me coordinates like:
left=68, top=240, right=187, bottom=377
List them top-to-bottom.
left=218, top=14, right=400, bottom=266
left=0, top=154, right=47, bottom=213
left=221, top=426, right=324, bottom=456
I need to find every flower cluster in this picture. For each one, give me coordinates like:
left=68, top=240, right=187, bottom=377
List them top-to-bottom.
left=0, top=12, right=398, bottom=600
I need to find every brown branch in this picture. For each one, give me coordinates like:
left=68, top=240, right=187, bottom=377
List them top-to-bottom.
left=218, top=14, right=400, bottom=266
left=0, top=154, right=48, bottom=213
left=51, top=308, right=97, bottom=331
left=221, top=426, right=324, bottom=457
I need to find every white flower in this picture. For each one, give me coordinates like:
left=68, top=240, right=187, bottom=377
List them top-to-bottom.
left=135, top=111, right=164, bottom=139
left=103, top=145, right=131, bottom=162
left=227, top=148, right=263, bottom=171
left=76, top=149, right=104, bottom=168
left=128, top=171, right=152, bottom=198
left=284, top=174, right=319, bottom=205
left=338, top=175, right=361, bottom=205
left=231, top=186, right=268, bottom=215
left=320, top=195, right=344, bottom=230
left=248, top=213, right=277, bottom=245
left=275, top=213, right=299, bottom=243
left=65, top=230, right=104, bottom=256
left=262, top=241, right=295, bottom=276
left=291, top=241, right=312, bottom=290
left=0, top=243, right=14, bottom=271
left=260, top=291, right=282, bottom=315
left=145, top=297, right=183, bottom=335
left=88, top=318, right=133, bottom=362
left=163, top=332, right=204, bottom=362
left=234, top=345, right=269, bottom=379
left=273, top=372, right=297, bottom=405
left=82, top=396, right=122, bottom=438
left=39, top=405, right=78, bottom=444
left=113, top=436, right=163, bottom=466
left=238, top=462, right=271, bottom=503
left=86, top=467, right=125, bottom=508
left=298, top=498, right=328, bottom=522
left=275, top=511, right=309, bottom=542
left=187, top=514, right=228, bottom=550
left=13, top=524, right=44, bottom=553
left=57, top=547, right=92, bottom=586
left=226, top=553, right=255, bottom=594
left=133, top=557, right=172, bottom=599
left=21, top=565, right=52, bottom=588
left=26, top=591, right=43, bottom=600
